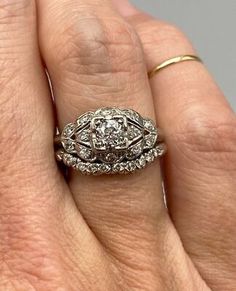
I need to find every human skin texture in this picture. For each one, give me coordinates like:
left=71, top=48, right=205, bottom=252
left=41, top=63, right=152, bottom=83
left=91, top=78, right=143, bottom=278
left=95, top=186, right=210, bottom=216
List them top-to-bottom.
left=0, top=0, right=236, bottom=290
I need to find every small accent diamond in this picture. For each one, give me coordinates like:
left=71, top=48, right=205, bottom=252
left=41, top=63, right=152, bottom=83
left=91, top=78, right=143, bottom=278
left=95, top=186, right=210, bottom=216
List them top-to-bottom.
left=122, top=109, right=142, bottom=126
left=77, top=112, right=93, bottom=127
left=143, top=119, right=156, bottom=132
left=62, top=123, right=75, bottom=137
left=127, top=125, right=142, bottom=141
left=76, top=129, right=91, bottom=143
left=144, top=134, right=157, bottom=149
left=62, top=139, right=76, bottom=153
left=126, top=142, right=143, bottom=160
left=156, top=143, right=167, bottom=156
left=76, top=145, right=95, bottom=162
left=153, top=148, right=158, bottom=158
left=145, top=152, right=155, bottom=163
left=63, top=154, right=77, bottom=167
left=136, top=156, right=146, bottom=169
left=125, top=161, right=136, bottom=173
left=77, top=162, right=87, bottom=172
left=112, top=163, right=125, bottom=173
left=89, top=164, right=99, bottom=174
left=100, top=164, right=111, bottom=173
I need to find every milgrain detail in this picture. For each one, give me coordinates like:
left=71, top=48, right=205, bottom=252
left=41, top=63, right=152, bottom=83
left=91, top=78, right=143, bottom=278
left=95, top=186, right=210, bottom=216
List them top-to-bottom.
left=55, top=107, right=166, bottom=175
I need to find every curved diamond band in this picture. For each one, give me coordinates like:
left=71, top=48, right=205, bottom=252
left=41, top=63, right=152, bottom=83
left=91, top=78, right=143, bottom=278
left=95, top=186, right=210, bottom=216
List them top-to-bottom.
left=55, top=107, right=167, bottom=175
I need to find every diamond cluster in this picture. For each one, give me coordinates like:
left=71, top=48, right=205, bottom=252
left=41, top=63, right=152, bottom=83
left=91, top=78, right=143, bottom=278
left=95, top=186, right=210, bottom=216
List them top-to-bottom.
left=57, top=107, right=165, bottom=174
left=91, top=114, right=128, bottom=151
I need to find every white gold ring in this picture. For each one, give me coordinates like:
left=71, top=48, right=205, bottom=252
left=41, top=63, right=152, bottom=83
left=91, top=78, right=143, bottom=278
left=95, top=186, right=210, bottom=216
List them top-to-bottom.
left=55, top=107, right=167, bottom=175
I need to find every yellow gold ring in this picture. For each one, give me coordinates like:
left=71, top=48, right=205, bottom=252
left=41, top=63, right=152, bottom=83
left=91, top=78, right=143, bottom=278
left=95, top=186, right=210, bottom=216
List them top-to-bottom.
left=148, top=55, right=202, bottom=79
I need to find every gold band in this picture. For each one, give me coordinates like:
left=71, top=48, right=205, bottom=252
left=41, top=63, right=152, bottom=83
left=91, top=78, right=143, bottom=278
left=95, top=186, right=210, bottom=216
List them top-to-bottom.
left=148, top=55, right=202, bottom=79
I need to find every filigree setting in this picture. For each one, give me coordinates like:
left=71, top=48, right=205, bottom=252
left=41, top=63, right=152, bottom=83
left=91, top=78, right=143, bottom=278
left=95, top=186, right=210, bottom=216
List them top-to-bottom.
left=57, top=107, right=166, bottom=174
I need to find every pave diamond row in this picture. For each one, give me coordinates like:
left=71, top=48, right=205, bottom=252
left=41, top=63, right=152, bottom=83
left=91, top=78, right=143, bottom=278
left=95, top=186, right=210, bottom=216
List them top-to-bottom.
left=56, top=143, right=166, bottom=175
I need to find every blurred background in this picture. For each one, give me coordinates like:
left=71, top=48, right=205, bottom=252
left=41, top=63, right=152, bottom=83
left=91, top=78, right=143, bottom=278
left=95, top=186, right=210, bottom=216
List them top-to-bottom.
left=131, top=0, right=236, bottom=110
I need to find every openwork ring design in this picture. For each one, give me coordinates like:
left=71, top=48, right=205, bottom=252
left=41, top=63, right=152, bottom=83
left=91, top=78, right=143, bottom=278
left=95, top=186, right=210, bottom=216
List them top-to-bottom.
left=55, top=108, right=167, bottom=175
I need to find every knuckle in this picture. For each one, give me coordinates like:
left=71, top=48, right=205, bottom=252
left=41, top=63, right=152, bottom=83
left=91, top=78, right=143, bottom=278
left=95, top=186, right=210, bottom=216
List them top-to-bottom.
left=0, top=0, right=33, bottom=23
left=0, top=0, right=36, bottom=64
left=49, top=16, right=143, bottom=76
left=137, top=20, right=194, bottom=59
left=139, top=20, right=189, bottom=50
left=155, top=22, right=187, bottom=44
left=0, top=77, right=53, bottom=187
left=0, top=95, right=49, bottom=179
left=0, top=100, right=30, bottom=158
left=172, top=111, right=236, bottom=168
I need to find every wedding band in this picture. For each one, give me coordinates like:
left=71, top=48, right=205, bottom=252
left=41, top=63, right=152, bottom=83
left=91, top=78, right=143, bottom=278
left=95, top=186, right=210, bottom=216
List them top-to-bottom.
left=148, top=55, right=202, bottom=79
left=55, top=107, right=167, bottom=175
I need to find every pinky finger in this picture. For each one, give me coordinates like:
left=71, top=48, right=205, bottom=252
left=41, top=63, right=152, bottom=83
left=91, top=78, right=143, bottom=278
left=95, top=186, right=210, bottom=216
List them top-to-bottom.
left=113, top=1, right=236, bottom=289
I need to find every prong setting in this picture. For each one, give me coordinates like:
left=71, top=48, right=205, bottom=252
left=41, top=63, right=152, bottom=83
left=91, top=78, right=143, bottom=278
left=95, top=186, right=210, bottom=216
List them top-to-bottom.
left=56, top=107, right=166, bottom=174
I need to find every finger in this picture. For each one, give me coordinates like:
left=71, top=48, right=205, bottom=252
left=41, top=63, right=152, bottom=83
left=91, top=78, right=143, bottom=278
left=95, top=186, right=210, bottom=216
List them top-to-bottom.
left=0, top=0, right=77, bottom=287
left=0, top=0, right=54, bottom=157
left=35, top=0, right=203, bottom=287
left=37, top=0, right=161, bottom=238
left=0, top=1, right=55, bottom=215
left=114, top=1, right=236, bottom=287
left=0, top=3, right=116, bottom=290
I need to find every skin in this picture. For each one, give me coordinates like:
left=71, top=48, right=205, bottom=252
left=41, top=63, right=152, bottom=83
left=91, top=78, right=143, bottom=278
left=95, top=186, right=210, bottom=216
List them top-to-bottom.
left=0, top=0, right=235, bottom=290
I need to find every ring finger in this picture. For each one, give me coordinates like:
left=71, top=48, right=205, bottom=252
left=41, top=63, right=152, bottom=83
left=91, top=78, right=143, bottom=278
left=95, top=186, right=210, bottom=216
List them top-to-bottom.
left=36, top=0, right=179, bottom=285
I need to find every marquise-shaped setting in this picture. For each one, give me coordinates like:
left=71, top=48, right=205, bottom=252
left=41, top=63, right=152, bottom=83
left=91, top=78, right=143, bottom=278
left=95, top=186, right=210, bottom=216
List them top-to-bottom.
left=121, top=109, right=143, bottom=127
left=76, top=111, right=94, bottom=128
left=143, top=118, right=158, bottom=149
left=62, top=123, right=76, bottom=138
left=127, top=124, right=143, bottom=144
left=75, top=127, right=91, bottom=146
left=61, top=138, right=77, bottom=154
left=126, top=140, right=144, bottom=160
left=75, top=144, right=96, bottom=162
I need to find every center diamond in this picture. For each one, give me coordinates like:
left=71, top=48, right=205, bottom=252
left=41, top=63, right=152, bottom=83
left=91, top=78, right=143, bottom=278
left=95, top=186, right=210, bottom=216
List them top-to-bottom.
left=91, top=115, right=128, bottom=151
left=98, top=119, right=122, bottom=139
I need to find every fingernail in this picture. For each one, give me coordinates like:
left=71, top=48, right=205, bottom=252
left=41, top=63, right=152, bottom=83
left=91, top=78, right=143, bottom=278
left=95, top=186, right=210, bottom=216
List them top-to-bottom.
left=112, top=0, right=138, bottom=16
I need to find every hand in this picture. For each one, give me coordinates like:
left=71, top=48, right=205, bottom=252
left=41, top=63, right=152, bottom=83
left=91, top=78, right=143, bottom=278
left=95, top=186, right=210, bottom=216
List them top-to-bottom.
left=0, top=0, right=235, bottom=290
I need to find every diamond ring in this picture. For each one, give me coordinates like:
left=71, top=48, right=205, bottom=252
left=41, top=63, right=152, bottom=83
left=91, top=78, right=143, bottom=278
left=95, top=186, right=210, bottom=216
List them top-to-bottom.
left=55, top=108, right=167, bottom=175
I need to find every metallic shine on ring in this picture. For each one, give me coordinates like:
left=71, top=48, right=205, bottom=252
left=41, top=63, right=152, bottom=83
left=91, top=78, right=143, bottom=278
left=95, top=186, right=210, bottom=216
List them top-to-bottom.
left=148, top=55, right=202, bottom=79
left=55, top=108, right=167, bottom=175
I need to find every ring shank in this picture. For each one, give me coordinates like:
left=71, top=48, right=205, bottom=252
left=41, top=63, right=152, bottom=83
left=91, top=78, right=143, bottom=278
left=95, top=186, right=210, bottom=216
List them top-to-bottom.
left=148, top=55, right=202, bottom=79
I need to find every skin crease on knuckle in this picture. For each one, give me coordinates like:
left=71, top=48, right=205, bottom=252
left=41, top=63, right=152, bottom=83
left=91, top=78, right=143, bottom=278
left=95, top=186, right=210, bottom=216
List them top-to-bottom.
left=0, top=0, right=33, bottom=18
left=46, top=15, right=146, bottom=108
left=131, top=18, right=194, bottom=61
left=171, top=111, right=236, bottom=171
